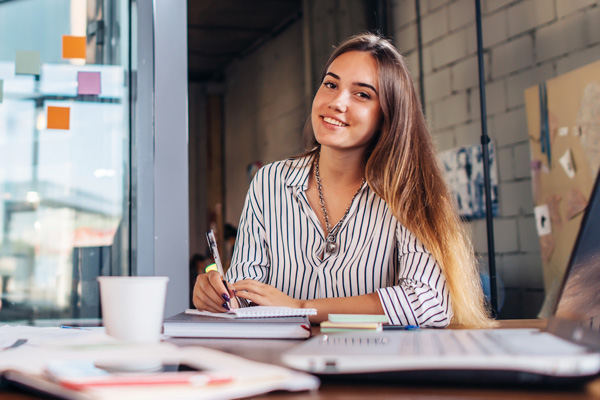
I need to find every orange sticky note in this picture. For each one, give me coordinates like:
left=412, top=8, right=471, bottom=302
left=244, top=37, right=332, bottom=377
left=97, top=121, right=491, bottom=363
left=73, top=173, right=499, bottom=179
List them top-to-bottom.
left=62, top=35, right=86, bottom=59
left=47, top=106, right=70, bottom=130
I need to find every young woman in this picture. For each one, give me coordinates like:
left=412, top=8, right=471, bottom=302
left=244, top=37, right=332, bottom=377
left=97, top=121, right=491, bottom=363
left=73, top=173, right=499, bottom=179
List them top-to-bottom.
left=193, top=33, right=492, bottom=328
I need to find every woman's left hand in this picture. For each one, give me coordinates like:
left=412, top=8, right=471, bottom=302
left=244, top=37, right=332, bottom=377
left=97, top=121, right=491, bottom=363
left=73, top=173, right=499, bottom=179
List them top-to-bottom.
left=232, top=279, right=303, bottom=308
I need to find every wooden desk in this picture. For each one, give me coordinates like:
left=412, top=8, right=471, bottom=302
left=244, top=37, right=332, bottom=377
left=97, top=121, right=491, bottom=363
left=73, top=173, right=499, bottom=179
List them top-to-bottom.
left=2, top=319, right=600, bottom=399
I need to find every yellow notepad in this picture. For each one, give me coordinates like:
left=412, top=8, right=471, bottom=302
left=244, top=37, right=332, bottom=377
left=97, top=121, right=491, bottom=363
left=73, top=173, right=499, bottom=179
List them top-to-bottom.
left=327, top=314, right=389, bottom=323
left=320, top=321, right=382, bottom=332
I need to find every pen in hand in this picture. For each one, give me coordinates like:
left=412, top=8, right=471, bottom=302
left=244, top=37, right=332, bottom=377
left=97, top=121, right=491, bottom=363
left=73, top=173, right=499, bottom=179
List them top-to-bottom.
left=206, top=229, right=232, bottom=310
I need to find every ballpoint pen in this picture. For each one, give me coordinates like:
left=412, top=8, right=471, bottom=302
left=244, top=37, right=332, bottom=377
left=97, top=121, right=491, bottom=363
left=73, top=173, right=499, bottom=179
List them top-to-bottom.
left=206, top=229, right=232, bottom=310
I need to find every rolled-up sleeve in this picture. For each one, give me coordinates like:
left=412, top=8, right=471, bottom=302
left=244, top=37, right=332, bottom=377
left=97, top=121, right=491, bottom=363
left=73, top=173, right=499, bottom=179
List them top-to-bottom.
left=376, top=225, right=452, bottom=327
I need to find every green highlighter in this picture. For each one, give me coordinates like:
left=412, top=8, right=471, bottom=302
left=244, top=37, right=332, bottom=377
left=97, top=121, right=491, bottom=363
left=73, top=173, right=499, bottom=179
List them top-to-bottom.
left=328, top=314, right=390, bottom=323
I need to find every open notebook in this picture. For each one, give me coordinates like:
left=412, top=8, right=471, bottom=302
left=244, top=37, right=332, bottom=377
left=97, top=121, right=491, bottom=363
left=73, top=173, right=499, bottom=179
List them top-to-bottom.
left=282, top=170, right=600, bottom=386
left=185, top=306, right=317, bottom=319
left=163, top=307, right=316, bottom=339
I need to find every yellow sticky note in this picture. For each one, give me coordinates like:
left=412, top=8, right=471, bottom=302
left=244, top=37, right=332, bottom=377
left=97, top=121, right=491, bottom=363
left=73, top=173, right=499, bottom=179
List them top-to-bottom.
left=62, top=35, right=86, bottom=59
left=47, top=106, right=70, bottom=130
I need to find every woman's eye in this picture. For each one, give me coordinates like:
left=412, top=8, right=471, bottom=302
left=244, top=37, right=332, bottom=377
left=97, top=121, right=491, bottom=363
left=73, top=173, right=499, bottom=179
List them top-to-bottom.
left=323, top=82, right=337, bottom=89
left=357, top=92, right=371, bottom=99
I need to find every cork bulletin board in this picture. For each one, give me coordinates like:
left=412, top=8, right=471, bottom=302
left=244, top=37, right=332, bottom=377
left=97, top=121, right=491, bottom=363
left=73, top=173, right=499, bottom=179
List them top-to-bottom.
left=524, top=60, right=600, bottom=316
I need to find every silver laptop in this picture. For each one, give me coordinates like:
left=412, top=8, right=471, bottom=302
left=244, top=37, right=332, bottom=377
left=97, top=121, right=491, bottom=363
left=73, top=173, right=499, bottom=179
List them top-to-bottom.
left=282, top=171, right=600, bottom=385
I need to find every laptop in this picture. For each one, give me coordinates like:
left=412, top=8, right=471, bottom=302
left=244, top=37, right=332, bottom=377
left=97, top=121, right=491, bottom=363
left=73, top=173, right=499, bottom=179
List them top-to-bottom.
left=282, top=170, right=600, bottom=386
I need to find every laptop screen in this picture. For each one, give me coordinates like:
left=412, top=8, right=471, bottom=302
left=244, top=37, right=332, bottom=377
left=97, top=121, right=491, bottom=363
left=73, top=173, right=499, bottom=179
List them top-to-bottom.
left=553, top=170, right=600, bottom=331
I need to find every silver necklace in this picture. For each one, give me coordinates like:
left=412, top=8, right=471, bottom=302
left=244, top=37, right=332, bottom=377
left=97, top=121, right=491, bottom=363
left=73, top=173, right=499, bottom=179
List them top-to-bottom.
left=314, top=152, right=365, bottom=254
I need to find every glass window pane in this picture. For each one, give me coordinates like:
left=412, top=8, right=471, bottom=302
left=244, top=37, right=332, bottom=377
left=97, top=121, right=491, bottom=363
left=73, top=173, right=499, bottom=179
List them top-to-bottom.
left=0, top=0, right=131, bottom=324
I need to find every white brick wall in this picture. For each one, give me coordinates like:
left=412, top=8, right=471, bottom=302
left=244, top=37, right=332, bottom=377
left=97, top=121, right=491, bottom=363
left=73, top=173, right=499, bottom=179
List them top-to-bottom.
left=212, top=0, right=600, bottom=320
left=393, top=0, right=600, bottom=317
left=393, top=0, right=416, bottom=28
left=427, top=0, right=447, bottom=12
left=449, top=0, right=475, bottom=31
left=484, top=0, right=514, bottom=13
left=507, top=0, right=556, bottom=37
left=556, top=0, right=598, bottom=17
left=422, top=6, right=449, bottom=44
left=585, top=6, right=600, bottom=45
left=483, top=9, right=509, bottom=46
left=536, top=12, right=587, bottom=62
left=224, top=21, right=305, bottom=226
left=395, top=23, right=417, bottom=53
left=430, top=28, right=469, bottom=68
left=492, top=34, right=534, bottom=78
left=556, top=42, right=600, bottom=75
left=451, top=55, right=480, bottom=91
left=505, top=64, right=555, bottom=109
left=424, top=67, right=451, bottom=101
left=484, top=79, right=507, bottom=116
left=432, top=93, right=469, bottom=128
left=490, top=107, right=528, bottom=147
left=455, top=121, right=481, bottom=147
left=433, top=127, right=456, bottom=150
left=513, top=142, right=532, bottom=178
left=498, top=147, right=515, bottom=181
left=499, top=180, right=534, bottom=217
left=518, top=216, right=541, bottom=253
left=493, top=218, right=519, bottom=253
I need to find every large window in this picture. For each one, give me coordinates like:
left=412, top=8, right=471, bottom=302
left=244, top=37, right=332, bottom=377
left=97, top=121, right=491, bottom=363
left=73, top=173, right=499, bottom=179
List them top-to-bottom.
left=0, top=0, right=131, bottom=323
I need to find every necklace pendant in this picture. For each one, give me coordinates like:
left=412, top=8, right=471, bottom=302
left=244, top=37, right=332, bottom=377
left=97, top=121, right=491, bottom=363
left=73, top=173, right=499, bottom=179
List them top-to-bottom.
left=326, top=236, right=337, bottom=254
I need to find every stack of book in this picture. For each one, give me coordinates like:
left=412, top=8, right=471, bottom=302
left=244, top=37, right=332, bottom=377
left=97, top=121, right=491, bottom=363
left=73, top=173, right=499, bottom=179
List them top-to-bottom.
left=320, top=314, right=390, bottom=333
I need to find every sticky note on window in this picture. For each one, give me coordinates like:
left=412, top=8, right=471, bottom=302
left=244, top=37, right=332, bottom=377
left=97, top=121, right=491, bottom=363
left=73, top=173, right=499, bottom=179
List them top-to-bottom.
left=62, top=35, right=86, bottom=59
left=15, top=50, right=41, bottom=75
left=77, top=71, right=101, bottom=95
left=0, top=80, right=3, bottom=103
left=47, top=106, right=70, bottom=130
left=534, top=204, right=552, bottom=236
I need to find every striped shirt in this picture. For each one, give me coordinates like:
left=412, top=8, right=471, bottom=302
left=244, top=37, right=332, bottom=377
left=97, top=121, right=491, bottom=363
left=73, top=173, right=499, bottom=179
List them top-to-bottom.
left=226, top=155, right=452, bottom=327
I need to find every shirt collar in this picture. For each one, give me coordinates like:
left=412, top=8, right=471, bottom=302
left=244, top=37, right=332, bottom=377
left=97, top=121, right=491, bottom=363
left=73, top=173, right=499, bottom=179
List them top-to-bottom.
left=285, top=153, right=316, bottom=190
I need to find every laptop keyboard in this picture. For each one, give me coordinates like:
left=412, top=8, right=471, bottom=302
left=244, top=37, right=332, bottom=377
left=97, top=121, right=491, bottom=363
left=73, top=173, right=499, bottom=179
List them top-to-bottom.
left=315, top=329, right=588, bottom=357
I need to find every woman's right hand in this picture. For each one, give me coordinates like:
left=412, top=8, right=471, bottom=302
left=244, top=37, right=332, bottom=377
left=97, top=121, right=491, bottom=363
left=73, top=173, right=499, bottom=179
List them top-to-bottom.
left=192, top=271, right=238, bottom=312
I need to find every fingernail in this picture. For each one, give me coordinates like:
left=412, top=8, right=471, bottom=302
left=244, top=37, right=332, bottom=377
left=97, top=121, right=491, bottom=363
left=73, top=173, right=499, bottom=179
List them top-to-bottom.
left=222, top=293, right=231, bottom=302
left=222, top=302, right=230, bottom=311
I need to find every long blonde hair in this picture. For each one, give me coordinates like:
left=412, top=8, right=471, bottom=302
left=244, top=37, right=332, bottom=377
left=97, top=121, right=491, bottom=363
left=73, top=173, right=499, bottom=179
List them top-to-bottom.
left=303, top=33, right=493, bottom=328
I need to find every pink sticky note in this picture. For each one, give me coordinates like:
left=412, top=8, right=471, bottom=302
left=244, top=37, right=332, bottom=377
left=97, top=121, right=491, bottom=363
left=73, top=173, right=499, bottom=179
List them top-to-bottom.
left=77, top=71, right=101, bottom=95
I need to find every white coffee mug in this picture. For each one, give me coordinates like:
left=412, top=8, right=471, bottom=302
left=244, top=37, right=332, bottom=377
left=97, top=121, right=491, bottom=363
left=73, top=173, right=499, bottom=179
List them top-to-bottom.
left=97, top=276, right=169, bottom=343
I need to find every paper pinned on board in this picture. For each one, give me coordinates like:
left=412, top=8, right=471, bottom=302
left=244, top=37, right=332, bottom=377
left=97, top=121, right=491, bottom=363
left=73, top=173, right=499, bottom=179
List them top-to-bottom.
left=558, top=127, right=569, bottom=136
left=559, top=149, right=576, bottom=179
left=566, top=188, right=588, bottom=219
left=546, top=194, right=563, bottom=229
left=534, top=204, right=552, bottom=236
left=540, top=234, right=556, bottom=263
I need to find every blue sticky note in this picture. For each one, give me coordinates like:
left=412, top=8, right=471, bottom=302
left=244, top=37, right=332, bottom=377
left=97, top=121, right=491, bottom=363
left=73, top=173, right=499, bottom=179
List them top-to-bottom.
left=16, top=50, right=41, bottom=75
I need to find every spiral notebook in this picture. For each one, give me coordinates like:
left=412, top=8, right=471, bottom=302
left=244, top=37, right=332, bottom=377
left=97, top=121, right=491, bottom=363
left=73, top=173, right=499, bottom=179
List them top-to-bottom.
left=185, top=306, right=317, bottom=319
left=164, top=307, right=315, bottom=339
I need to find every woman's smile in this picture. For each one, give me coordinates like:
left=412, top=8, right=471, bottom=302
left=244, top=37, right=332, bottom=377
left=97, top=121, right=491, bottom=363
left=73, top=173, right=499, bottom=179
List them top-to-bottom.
left=311, top=51, right=382, bottom=152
